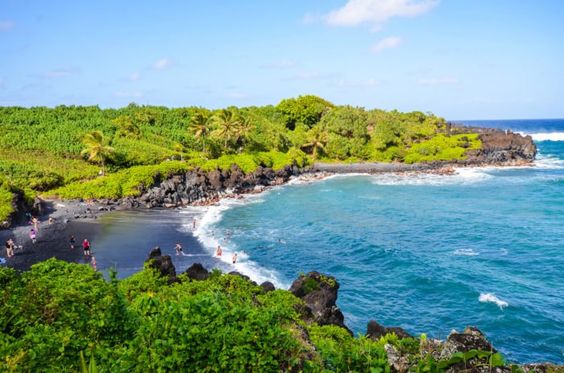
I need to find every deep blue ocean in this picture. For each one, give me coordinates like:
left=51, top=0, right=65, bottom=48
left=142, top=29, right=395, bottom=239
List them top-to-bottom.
left=198, top=120, right=564, bottom=364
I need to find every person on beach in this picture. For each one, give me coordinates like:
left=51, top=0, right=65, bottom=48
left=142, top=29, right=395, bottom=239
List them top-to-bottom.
left=31, top=217, right=39, bottom=231
left=192, top=218, right=197, bottom=230
left=29, top=229, right=37, bottom=244
left=69, top=235, right=76, bottom=249
left=82, top=239, right=91, bottom=256
left=5, top=240, right=14, bottom=258
left=175, top=243, right=183, bottom=256
left=216, top=245, right=222, bottom=257
left=232, top=252, right=238, bottom=264
left=90, top=256, right=97, bottom=271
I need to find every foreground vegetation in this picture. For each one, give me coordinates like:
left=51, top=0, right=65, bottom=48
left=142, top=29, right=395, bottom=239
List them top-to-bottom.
left=0, top=96, right=481, bottom=221
left=0, top=259, right=526, bottom=372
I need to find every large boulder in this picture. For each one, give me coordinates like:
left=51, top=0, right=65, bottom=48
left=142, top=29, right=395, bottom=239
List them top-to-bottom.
left=145, top=246, right=177, bottom=281
left=185, top=263, right=210, bottom=281
left=289, top=272, right=350, bottom=333
left=366, top=320, right=412, bottom=340
left=440, top=326, right=496, bottom=359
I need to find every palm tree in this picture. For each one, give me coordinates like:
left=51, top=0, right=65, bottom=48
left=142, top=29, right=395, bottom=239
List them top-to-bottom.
left=211, top=109, right=240, bottom=150
left=189, top=111, right=211, bottom=153
left=233, top=114, right=253, bottom=152
left=302, top=127, right=328, bottom=159
left=81, top=131, right=114, bottom=175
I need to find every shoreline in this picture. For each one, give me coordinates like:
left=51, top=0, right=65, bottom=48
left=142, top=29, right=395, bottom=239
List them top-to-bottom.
left=0, top=159, right=536, bottom=273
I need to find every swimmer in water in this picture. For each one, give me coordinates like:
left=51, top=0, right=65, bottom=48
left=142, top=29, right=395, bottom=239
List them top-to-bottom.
left=175, top=243, right=183, bottom=256
left=216, top=245, right=222, bottom=257
left=232, top=252, right=238, bottom=264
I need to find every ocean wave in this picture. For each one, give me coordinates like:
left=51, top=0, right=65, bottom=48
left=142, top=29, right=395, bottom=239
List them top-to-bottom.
left=517, top=132, right=564, bottom=142
left=534, top=155, right=564, bottom=169
left=370, top=168, right=492, bottom=186
left=189, top=195, right=288, bottom=289
left=453, top=248, right=479, bottom=256
left=479, top=293, right=509, bottom=309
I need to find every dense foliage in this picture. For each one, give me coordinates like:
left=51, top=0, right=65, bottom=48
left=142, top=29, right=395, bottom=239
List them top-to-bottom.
left=0, top=97, right=481, bottom=221
left=0, top=260, right=519, bottom=372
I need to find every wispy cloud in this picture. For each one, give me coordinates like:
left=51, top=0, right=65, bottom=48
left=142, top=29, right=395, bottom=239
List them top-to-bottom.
left=325, top=0, right=438, bottom=29
left=0, top=20, right=15, bottom=32
left=371, top=36, right=402, bottom=53
left=152, top=58, right=172, bottom=71
left=260, top=60, right=297, bottom=69
left=43, top=68, right=80, bottom=79
left=289, top=71, right=324, bottom=80
left=129, top=72, right=141, bottom=81
left=418, top=76, right=459, bottom=86
left=336, top=78, right=380, bottom=88
left=114, top=90, right=143, bottom=98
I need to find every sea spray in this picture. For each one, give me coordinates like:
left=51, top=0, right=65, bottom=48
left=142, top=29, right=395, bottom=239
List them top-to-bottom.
left=479, top=293, right=509, bottom=309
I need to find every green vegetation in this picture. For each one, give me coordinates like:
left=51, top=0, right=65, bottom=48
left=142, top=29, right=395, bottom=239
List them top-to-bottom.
left=0, top=97, right=481, bottom=222
left=0, top=259, right=521, bottom=372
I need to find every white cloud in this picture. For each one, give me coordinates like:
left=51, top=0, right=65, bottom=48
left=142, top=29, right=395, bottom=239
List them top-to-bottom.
left=325, top=0, right=438, bottom=29
left=0, top=20, right=15, bottom=32
left=371, top=36, right=402, bottom=53
left=153, top=58, right=171, bottom=71
left=261, top=60, right=297, bottom=69
left=43, top=68, right=78, bottom=79
left=129, top=72, right=141, bottom=81
left=418, top=76, right=459, bottom=86
left=115, top=90, right=143, bottom=98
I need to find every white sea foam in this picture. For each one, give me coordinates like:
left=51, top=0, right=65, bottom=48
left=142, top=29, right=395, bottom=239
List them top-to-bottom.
left=518, top=132, right=564, bottom=142
left=534, top=154, right=564, bottom=169
left=369, top=168, right=492, bottom=186
left=188, top=194, right=288, bottom=289
left=453, top=248, right=479, bottom=256
left=479, top=293, right=509, bottom=309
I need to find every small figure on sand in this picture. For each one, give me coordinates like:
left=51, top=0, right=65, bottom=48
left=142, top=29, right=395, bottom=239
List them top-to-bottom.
left=29, top=229, right=37, bottom=244
left=69, top=235, right=76, bottom=249
left=5, top=239, right=14, bottom=258
left=82, top=239, right=91, bottom=256
left=175, top=243, right=183, bottom=256
left=216, top=245, right=222, bottom=257
left=232, top=252, right=238, bottom=264
left=90, top=256, right=97, bottom=271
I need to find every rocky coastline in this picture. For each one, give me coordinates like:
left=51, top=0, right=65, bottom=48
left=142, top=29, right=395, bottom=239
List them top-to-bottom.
left=147, top=248, right=562, bottom=371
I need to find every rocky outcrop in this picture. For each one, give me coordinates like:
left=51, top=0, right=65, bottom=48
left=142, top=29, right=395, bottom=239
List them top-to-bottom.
left=468, top=130, right=537, bottom=164
left=130, top=164, right=298, bottom=209
left=145, top=246, right=177, bottom=282
left=184, top=263, right=210, bottom=281
left=289, top=271, right=351, bottom=334
left=260, top=281, right=276, bottom=292
left=366, top=320, right=412, bottom=340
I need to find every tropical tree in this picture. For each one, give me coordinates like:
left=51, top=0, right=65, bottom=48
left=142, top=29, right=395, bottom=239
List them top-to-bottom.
left=211, top=108, right=240, bottom=150
left=190, top=111, right=211, bottom=153
left=233, top=114, right=253, bottom=152
left=112, top=115, right=140, bottom=138
left=302, top=127, right=328, bottom=159
left=80, top=131, right=114, bottom=175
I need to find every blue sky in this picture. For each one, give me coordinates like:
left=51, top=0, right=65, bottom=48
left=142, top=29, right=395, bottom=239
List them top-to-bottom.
left=1, top=0, right=563, bottom=119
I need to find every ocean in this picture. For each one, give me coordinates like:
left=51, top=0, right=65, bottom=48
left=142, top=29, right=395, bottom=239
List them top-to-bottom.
left=95, top=119, right=564, bottom=363
left=199, top=119, right=564, bottom=363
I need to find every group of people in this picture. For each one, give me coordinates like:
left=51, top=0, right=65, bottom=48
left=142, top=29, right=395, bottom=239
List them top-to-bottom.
left=216, top=245, right=238, bottom=264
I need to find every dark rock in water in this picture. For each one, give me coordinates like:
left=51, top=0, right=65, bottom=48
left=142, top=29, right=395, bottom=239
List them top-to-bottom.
left=464, top=129, right=537, bottom=164
left=145, top=247, right=176, bottom=281
left=185, top=263, right=210, bottom=281
left=228, top=271, right=258, bottom=286
left=289, top=271, right=351, bottom=333
left=260, top=281, right=276, bottom=292
left=366, top=320, right=412, bottom=340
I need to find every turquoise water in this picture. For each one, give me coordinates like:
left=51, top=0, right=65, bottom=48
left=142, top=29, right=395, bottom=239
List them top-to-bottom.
left=205, top=120, right=564, bottom=363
